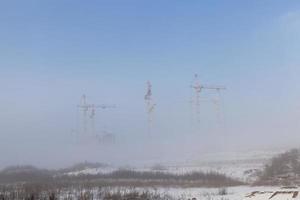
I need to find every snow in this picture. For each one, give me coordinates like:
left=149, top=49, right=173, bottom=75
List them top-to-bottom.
left=66, top=149, right=286, bottom=183
left=66, top=166, right=115, bottom=176
left=58, top=186, right=298, bottom=200
left=111, top=186, right=300, bottom=200
left=139, top=186, right=278, bottom=200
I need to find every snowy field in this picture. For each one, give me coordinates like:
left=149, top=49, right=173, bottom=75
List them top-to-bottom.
left=66, top=149, right=285, bottom=183
left=58, top=186, right=291, bottom=200
left=141, top=186, right=286, bottom=200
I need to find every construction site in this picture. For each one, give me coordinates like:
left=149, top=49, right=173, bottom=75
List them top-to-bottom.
left=1, top=0, right=300, bottom=199
left=72, top=74, right=226, bottom=146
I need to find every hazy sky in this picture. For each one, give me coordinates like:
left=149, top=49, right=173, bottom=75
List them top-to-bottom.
left=1, top=1, right=300, bottom=168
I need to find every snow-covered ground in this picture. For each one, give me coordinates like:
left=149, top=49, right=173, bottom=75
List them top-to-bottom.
left=66, top=149, right=285, bottom=183
left=59, top=186, right=298, bottom=200
left=147, top=186, right=291, bottom=200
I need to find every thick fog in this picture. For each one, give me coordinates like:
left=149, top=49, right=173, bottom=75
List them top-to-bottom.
left=1, top=1, right=300, bottom=168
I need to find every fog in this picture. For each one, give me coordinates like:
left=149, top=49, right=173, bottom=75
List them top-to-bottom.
left=1, top=1, right=300, bottom=169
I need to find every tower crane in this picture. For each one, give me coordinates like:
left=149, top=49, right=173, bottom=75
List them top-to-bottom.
left=190, top=74, right=225, bottom=123
left=77, top=94, right=115, bottom=136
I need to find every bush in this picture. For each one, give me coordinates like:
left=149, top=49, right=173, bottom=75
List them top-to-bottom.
left=257, top=148, right=300, bottom=185
left=218, top=188, right=228, bottom=196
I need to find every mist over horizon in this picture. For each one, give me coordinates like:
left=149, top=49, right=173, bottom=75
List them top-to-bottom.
left=1, top=1, right=300, bottom=170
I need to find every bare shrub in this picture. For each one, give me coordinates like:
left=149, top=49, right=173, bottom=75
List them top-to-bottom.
left=218, top=188, right=228, bottom=196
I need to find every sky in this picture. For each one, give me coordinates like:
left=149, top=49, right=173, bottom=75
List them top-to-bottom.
left=1, top=0, right=300, bottom=168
